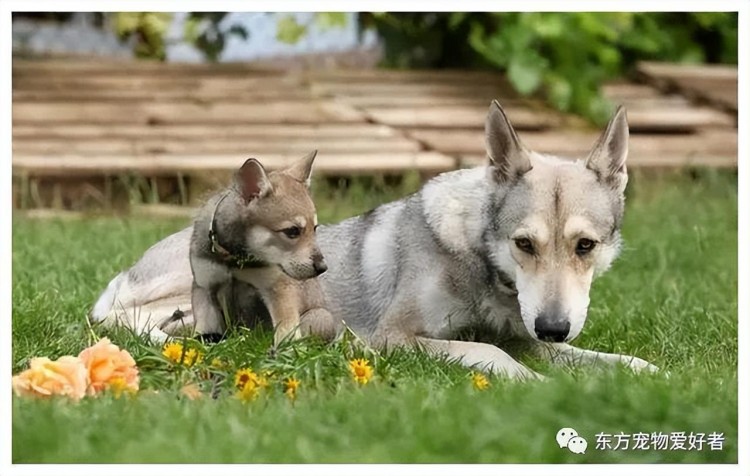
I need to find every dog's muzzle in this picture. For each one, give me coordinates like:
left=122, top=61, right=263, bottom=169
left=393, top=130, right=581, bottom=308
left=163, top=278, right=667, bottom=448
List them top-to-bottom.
left=313, top=259, right=328, bottom=276
left=534, top=316, right=570, bottom=343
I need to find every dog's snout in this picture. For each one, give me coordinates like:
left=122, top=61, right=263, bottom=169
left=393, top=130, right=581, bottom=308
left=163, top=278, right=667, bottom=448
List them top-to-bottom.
left=313, top=258, right=328, bottom=276
left=534, top=317, right=571, bottom=343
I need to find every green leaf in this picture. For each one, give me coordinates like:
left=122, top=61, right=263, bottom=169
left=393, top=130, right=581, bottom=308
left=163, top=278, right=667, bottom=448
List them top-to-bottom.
left=315, top=12, right=348, bottom=30
left=276, top=15, right=307, bottom=45
left=507, top=54, right=546, bottom=96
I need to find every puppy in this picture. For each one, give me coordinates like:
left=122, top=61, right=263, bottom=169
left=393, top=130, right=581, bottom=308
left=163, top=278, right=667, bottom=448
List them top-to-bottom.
left=189, top=151, right=339, bottom=345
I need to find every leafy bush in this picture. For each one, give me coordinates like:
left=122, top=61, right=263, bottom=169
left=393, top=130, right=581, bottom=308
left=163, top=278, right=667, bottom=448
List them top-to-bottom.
left=363, top=12, right=738, bottom=123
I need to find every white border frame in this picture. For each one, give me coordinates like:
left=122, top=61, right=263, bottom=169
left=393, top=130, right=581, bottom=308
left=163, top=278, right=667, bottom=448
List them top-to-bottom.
left=2, top=1, right=746, bottom=475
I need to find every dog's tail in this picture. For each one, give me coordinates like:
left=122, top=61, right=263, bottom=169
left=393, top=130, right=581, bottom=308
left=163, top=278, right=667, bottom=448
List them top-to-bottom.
left=90, top=272, right=126, bottom=323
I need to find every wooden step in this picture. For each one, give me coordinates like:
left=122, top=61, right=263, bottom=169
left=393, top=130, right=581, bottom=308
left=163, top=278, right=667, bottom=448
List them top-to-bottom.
left=637, top=61, right=738, bottom=111
left=12, top=100, right=366, bottom=125
left=362, top=105, right=561, bottom=130
left=12, top=123, right=399, bottom=140
left=407, top=128, right=738, bottom=160
left=407, top=129, right=737, bottom=166
left=12, top=136, right=421, bottom=155
left=12, top=152, right=457, bottom=177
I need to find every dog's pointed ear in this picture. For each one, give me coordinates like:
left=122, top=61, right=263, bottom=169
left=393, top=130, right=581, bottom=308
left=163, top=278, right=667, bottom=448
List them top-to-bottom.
left=486, top=100, right=532, bottom=183
left=585, top=105, right=629, bottom=193
left=284, top=150, right=317, bottom=188
left=236, top=158, right=273, bottom=203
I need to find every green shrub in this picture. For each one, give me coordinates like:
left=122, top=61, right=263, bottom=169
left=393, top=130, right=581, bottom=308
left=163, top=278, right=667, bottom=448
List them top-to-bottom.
left=363, top=12, right=738, bottom=123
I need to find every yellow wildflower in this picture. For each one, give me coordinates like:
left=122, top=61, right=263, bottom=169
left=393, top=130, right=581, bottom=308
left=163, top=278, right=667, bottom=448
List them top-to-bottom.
left=162, top=342, right=184, bottom=363
left=162, top=342, right=203, bottom=367
left=183, top=348, right=204, bottom=367
left=210, top=358, right=227, bottom=369
left=348, top=358, right=373, bottom=385
left=234, top=367, right=270, bottom=391
left=234, top=368, right=258, bottom=390
left=471, top=371, right=490, bottom=391
left=107, top=376, right=135, bottom=398
left=284, top=377, right=301, bottom=400
left=235, top=381, right=259, bottom=402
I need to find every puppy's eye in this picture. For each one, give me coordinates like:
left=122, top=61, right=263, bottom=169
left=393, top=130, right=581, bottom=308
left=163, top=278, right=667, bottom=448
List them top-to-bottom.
left=282, top=226, right=301, bottom=239
left=514, top=238, right=534, bottom=254
left=575, top=238, right=596, bottom=256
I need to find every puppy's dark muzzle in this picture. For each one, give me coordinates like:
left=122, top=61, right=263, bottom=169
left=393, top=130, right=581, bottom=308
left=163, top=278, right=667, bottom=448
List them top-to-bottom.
left=313, top=260, right=328, bottom=276
left=534, top=317, right=570, bottom=343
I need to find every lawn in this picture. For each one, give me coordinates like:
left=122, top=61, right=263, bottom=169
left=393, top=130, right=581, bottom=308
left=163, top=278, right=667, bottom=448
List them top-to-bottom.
left=11, top=169, right=738, bottom=463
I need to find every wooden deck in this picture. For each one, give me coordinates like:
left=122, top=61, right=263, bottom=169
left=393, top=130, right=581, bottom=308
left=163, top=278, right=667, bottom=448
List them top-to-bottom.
left=11, top=58, right=738, bottom=209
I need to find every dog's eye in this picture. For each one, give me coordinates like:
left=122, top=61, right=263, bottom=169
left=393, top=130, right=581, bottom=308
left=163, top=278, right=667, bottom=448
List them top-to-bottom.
left=282, top=226, right=301, bottom=239
left=514, top=238, right=534, bottom=254
left=575, top=238, right=596, bottom=256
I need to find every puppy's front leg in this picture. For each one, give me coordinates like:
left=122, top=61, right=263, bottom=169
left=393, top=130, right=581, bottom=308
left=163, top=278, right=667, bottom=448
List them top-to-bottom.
left=192, top=282, right=227, bottom=336
left=264, top=282, right=302, bottom=346
left=416, top=337, right=544, bottom=380
left=533, top=342, right=660, bottom=373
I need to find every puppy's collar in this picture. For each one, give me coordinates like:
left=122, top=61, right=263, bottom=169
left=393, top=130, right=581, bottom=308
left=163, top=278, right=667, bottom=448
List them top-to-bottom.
left=208, top=192, right=267, bottom=269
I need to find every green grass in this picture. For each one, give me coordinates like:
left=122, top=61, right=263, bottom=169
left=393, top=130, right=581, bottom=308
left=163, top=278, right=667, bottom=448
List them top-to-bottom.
left=12, top=170, right=738, bottom=463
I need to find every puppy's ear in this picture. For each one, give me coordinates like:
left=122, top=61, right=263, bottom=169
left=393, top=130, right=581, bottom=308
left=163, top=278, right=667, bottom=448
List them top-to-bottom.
left=486, top=100, right=532, bottom=183
left=585, top=105, right=629, bottom=193
left=284, top=150, right=317, bottom=188
left=236, top=158, right=273, bottom=203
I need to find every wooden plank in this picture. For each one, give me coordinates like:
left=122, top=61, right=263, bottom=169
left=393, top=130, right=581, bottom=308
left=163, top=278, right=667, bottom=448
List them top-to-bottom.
left=12, top=59, right=286, bottom=78
left=637, top=61, right=738, bottom=111
left=638, top=61, right=738, bottom=82
left=12, top=62, right=504, bottom=85
left=309, top=69, right=508, bottom=85
left=13, top=75, right=305, bottom=93
left=312, top=81, right=513, bottom=99
left=602, top=82, right=663, bottom=100
left=603, top=83, right=691, bottom=108
left=13, top=89, right=313, bottom=102
left=334, top=95, right=528, bottom=109
left=12, top=100, right=367, bottom=125
left=363, top=105, right=561, bottom=130
left=625, top=106, right=735, bottom=132
left=12, top=123, right=399, bottom=140
left=408, top=128, right=737, bottom=159
left=12, top=136, right=422, bottom=155
left=12, top=152, right=457, bottom=176
left=460, top=152, right=737, bottom=168
left=131, top=204, right=194, bottom=218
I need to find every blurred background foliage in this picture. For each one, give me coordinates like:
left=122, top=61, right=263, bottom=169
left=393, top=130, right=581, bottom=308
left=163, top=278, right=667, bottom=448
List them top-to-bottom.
left=24, top=12, right=736, bottom=124
left=361, top=12, right=738, bottom=123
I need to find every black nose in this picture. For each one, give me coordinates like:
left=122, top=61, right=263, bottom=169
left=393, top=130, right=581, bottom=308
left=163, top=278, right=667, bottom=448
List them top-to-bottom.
left=313, top=260, right=328, bottom=276
left=534, top=317, right=570, bottom=343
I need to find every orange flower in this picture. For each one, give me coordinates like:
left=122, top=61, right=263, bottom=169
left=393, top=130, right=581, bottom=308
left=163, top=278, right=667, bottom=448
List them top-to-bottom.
left=78, top=338, right=139, bottom=395
left=12, top=356, right=88, bottom=401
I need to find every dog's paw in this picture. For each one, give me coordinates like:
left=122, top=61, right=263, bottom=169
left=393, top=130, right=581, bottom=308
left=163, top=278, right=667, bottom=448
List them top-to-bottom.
left=273, top=326, right=303, bottom=347
left=197, top=333, right=225, bottom=344
left=622, top=355, right=660, bottom=374
left=485, top=362, right=545, bottom=381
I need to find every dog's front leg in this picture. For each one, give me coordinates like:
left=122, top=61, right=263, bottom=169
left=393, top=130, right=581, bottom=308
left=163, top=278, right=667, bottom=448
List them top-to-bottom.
left=191, top=281, right=228, bottom=336
left=264, top=282, right=302, bottom=346
left=415, top=337, right=544, bottom=380
left=533, top=342, right=660, bottom=373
